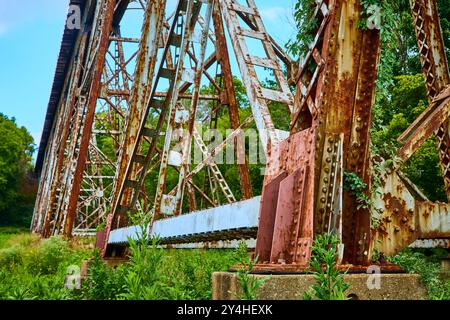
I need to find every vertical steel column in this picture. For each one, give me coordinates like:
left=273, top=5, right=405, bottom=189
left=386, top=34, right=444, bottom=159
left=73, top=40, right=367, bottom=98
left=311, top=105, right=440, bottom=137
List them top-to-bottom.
left=107, top=0, right=167, bottom=231
left=153, top=0, right=212, bottom=218
left=218, top=0, right=295, bottom=152
left=255, top=0, right=381, bottom=269
left=310, top=0, right=381, bottom=265
left=172, top=1, right=215, bottom=215
left=212, top=1, right=252, bottom=200
left=43, top=34, right=89, bottom=237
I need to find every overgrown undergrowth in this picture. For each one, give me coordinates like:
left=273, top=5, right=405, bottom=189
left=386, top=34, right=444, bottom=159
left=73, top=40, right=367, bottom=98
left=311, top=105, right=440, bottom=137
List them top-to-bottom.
left=0, top=230, right=448, bottom=300
left=0, top=230, right=239, bottom=300
left=0, top=230, right=92, bottom=300
left=75, top=248, right=237, bottom=300
left=389, top=248, right=450, bottom=300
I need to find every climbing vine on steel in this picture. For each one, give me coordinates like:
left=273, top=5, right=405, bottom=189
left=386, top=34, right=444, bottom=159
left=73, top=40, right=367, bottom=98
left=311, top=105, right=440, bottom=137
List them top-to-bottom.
left=343, top=171, right=372, bottom=210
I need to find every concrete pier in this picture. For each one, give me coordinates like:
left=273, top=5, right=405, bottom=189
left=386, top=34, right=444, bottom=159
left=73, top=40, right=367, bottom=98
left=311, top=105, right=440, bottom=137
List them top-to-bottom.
left=212, top=272, right=427, bottom=300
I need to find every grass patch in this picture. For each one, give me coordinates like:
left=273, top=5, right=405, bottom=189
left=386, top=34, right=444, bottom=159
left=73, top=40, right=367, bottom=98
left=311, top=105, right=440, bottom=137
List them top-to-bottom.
left=0, top=227, right=29, bottom=249
left=0, top=229, right=239, bottom=300
left=0, top=232, right=92, bottom=300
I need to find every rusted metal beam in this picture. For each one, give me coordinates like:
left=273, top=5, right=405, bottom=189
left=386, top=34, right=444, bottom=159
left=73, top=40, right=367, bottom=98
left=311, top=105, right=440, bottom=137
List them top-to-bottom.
left=34, top=0, right=449, bottom=269
left=64, top=0, right=116, bottom=237
left=107, top=0, right=166, bottom=233
left=152, top=0, right=213, bottom=219
left=169, top=0, right=215, bottom=217
left=219, top=0, right=294, bottom=152
left=255, top=0, right=382, bottom=270
left=212, top=1, right=252, bottom=200
left=42, top=33, right=89, bottom=237
left=398, top=90, right=450, bottom=161
left=155, top=93, right=221, bottom=100
left=373, top=170, right=450, bottom=256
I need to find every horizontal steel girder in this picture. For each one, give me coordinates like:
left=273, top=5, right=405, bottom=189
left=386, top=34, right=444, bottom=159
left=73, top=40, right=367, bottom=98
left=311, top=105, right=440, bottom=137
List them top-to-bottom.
left=106, top=188, right=449, bottom=249
left=108, top=196, right=261, bottom=245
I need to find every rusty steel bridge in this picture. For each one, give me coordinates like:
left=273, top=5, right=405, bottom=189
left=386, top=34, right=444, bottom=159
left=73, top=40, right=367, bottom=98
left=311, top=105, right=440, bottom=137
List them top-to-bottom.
left=32, top=0, right=449, bottom=271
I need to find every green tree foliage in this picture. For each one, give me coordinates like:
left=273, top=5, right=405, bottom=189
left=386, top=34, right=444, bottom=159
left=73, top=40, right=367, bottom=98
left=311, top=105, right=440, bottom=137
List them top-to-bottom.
left=372, top=74, right=447, bottom=201
left=0, top=113, right=36, bottom=226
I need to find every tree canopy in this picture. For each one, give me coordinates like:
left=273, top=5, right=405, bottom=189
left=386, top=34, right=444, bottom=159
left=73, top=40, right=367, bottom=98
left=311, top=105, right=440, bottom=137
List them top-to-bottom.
left=0, top=113, right=36, bottom=226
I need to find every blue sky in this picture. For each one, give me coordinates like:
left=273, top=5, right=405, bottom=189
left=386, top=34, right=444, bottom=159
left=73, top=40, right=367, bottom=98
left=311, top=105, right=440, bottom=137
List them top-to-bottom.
left=0, top=0, right=296, bottom=154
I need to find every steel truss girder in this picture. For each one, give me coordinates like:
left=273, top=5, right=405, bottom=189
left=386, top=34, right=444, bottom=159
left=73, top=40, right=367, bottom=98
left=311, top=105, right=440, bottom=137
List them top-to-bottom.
left=32, top=0, right=144, bottom=237
left=34, top=0, right=449, bottom=271
left=101, top=0, right=294, bottom=256
left=254, top=0, right=449, bottom=272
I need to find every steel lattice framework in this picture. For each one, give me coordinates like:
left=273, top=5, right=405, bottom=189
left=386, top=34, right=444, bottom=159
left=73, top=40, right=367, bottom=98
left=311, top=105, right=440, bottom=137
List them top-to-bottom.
left=33, top=0, right=449, bottom=270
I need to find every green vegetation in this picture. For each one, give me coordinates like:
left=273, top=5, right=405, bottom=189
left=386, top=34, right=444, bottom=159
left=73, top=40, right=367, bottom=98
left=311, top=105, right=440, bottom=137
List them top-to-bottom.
left=0, top=114, right=36, bottom=227
left=343, top=171, right=372, bottom=210
left=77, top=211, right=253, bottom=300
left=0, top=224, right=267, bottom=300
left=0, top=229, right=239, bottom=300
left=1, top=229, right=449, bottom=300
left=0, top=230, right=92, bottom=300
left=303, top=233, right=350, bottom=300
left=304, top=235, right=450, bottom=301
left=234, top=242, right=269, bottom=300
left=77, top=248, right=237, bottom=300
left=389, top=248, right=450, bottom=300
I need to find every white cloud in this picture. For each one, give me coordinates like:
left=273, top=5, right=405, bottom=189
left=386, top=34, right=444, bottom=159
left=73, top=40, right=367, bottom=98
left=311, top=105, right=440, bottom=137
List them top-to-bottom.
left=260, top=6, right=290, bottom=22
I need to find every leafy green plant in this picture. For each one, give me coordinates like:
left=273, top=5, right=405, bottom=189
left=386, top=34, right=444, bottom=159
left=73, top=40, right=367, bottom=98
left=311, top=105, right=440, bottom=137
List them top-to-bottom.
left=344, top=171, right=372, bottom=210
left=117, top=210, right=169, bottom=300
left=96, top=220, right=107, bottom=232
left=303, top=233, right=349, bottom=300
left=371, top=239, right=383, bottom=263
left=234, top=242, right=269, bottom=300
left=0, top=245, right=23, bottom=269
left=389, top=248, right=450, bottom=300
left=80, top=251, right=127, bottom=300
left=7, top=287, right=38, bottom=300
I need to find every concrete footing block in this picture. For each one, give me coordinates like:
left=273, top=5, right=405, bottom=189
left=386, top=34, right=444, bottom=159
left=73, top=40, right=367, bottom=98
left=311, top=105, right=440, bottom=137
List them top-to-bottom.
left=212, top=272, right=428, bottom=300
